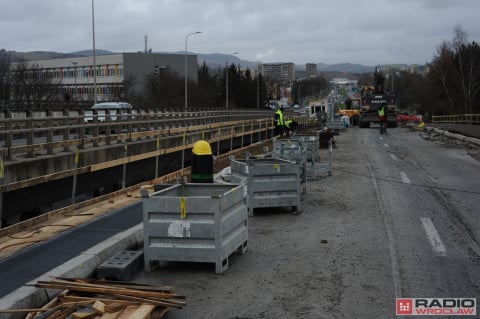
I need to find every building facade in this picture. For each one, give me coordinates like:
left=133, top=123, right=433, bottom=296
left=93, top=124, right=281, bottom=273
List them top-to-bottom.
left=12, top=53, right=198, bottom=103
left=258, top=62, right=296, bottom=83
left=305, top=63, right=317, bottom=79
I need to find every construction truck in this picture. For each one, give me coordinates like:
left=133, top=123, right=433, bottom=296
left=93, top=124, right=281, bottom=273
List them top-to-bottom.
left=358, top=67, right=397, bottom=128
left=340, top=97, right=361, bottom=125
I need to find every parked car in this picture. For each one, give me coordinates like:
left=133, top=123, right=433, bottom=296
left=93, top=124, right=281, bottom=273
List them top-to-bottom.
left=84, top=102, right=133, bottom=123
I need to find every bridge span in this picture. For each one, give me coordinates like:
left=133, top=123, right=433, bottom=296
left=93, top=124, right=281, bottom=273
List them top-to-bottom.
left=0, top=108, right=314, bottom=227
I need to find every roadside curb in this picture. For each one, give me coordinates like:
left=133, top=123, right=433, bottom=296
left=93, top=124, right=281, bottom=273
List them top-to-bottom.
left=425, top=126, right=480, bottom=147
left=0, top=223, right=143, bottom=319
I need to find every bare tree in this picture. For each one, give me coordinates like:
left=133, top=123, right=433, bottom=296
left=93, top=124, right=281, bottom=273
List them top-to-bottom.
left=445, top=25, right=480, bottom=114
left=0, top=49, right=11, bottom=109
left=10, top=60, right=61, bottom=109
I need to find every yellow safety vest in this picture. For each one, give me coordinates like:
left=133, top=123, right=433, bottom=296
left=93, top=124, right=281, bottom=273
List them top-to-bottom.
left=378, top=106, right=385, bottom=117
left=275, top=110, right=284, bottom=126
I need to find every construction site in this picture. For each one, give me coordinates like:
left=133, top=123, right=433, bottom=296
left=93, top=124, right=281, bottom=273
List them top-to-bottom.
left=1, top=112, right=480, bottom=318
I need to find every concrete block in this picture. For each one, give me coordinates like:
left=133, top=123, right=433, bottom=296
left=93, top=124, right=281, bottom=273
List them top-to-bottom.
left=97, top=250, right=144, bottom=281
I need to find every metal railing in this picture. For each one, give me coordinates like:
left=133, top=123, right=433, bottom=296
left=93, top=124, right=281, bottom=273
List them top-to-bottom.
left=0, top=109, right=270, bottom=158
left=432, top=114, right=480, bottom=124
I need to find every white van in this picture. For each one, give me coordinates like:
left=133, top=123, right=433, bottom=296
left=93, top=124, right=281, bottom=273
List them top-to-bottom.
left=84, top=102, right=133, bottom=123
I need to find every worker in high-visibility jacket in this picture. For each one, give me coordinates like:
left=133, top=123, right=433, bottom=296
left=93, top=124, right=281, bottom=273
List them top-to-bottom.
left=378, top=103, right=387, bottom=134
left=274, top=107, right=285, bottom=136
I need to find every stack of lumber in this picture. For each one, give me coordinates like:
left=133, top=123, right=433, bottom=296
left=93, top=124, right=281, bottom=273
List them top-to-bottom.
left=0, top=278, right=186, bottom=319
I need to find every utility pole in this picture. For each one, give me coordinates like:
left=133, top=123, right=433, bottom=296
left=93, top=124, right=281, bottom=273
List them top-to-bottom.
left=91, top=0, right=97, bottom=104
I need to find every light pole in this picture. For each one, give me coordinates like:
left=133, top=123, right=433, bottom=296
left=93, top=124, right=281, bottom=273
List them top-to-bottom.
left=91, top=0, right=97, bottom=104
left=184, top=31, right=202, bottom=111
left=226, top=52, right=238, bottom=109
left=72, top=62, right=78, bottom=105
left=256, top=73, right=260, bottom=109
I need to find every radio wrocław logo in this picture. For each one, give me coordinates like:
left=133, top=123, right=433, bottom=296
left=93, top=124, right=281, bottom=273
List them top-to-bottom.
left=396, top=298, right=476, bottom=316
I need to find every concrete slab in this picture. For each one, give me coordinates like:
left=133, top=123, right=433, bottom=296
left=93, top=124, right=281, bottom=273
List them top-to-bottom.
left=97, top=250, right=144, bottom=281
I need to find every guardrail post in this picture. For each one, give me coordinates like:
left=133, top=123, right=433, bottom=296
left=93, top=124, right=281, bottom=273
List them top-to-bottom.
left=62, top=109, right=70, bottom=152
left=77, top=109, right=85, bottom=149
left=26, top=110, right=34, bottom=158
left=46, top=110, right=54, bottom=155
left=93, top=110, right=99, bottom=147
left=5, top=111, right=13, bottom=161
left=127, top=111, right=133, bottom=142
left=105, top=112, right=112, bottom=146
left=265, top=119, right=269, bottom=140
left=258, top=120, right=261, bottom=142
left=217, top=128, right=221, bottom=157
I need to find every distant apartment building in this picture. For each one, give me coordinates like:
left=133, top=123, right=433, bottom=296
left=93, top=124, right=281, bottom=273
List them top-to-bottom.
left=11, top=52, right=198, bottom=103
left=258, top=62, right=296, bottom=83
left=305, top=63, right=317, bottom=79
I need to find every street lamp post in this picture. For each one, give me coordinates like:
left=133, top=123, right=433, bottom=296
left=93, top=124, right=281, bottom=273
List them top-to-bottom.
left=91, top=0, right=97, bottom=104
left=184, top=31, right=202, bottom=111
left=226, top=52, right=238, bottom=109
left=72, top=62, right=78, bottom=105
left=257, top=74, right=260, bottom=109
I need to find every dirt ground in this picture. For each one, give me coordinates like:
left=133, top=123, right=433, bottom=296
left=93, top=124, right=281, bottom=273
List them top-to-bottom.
left=132, top=128, right=396, bottom=319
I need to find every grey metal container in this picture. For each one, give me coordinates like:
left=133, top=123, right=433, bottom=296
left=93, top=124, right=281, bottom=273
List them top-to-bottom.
left=284, top=134, right=332, bottom=178
left=285, top=134, right=320, bottom=162
left=272, top=138, right=308, bottom=192
left=230, top=158, right=301, bottom=216
left=142, top=183, right=248, bottom=273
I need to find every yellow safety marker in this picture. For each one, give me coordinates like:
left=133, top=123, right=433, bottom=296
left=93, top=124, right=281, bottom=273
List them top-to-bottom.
left=156, top=136, right=160, bottom=149
left=74, top=147, right=80, bottom=165
left=0, top=157, right=4, bottom=179
left=180, top=197, right=186, bottom=219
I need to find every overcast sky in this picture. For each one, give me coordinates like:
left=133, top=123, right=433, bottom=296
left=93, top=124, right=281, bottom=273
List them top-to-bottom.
left=1, top=0, right=479, bottom=66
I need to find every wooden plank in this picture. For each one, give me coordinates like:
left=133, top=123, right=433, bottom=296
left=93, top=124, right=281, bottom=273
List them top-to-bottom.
left=56, top=277, right=175, bottom=293
left=34, top=282, right=181, bottom=300
left=25, top=289, right=70, bottom=319
left=113, top=294, right=185, bottom=309
left=59, top=295, right=139, bottom=306
left=92, top=300, right=106, bottom=314
left=104, top=303, right=125, bottom=313
left=47, top=304, right=77, bottom=319
left=128, top=304, right=156, bottom=319
left=115, top=305, right=138, bottom=319
left=151, top=307, right=169, bottom=319
left=0, top=308, right=52, bottom=313
left=99, top=311, right=122, bottom=319
left=72, top=312, right=97, bottom=319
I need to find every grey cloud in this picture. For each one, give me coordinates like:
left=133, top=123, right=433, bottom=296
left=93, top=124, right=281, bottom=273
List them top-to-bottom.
left=0, top=0, right=479, bottom=65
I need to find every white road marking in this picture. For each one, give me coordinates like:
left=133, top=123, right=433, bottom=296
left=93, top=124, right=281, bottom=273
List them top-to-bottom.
left=384, top=143, right=389, bottom=148
left=390, top=154, right=398, bottom=160
left=400, top=172, right=411, bottom=184
left=421, top=217, right=447, bottom=256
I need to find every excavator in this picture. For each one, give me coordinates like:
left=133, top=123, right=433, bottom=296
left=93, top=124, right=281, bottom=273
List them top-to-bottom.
left=358, top=66, right=397, bottom=128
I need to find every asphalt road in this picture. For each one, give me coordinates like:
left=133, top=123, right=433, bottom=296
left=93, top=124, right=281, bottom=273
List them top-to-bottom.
left=132, top=125, right=480, bottom=318
left=0, top=202, right=143, bottom=299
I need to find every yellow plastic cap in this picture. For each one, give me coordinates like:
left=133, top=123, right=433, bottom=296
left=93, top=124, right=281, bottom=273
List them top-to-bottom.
left=192, top=140, right=212, bottom=155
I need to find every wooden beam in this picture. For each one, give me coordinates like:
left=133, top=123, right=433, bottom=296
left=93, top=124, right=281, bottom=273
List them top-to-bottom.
left=127, top=304, right=156, bottom=319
